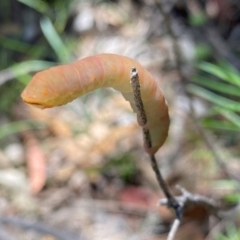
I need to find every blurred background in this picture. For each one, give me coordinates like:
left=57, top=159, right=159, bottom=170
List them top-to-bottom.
left=0, top=0, right=240, bottom=239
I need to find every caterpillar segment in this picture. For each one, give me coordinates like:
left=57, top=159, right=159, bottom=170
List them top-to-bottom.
left=21, top=54, right=169, bottom=154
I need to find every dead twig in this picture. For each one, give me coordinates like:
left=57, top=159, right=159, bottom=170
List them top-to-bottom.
left=130, top=68, right=182, bottom=236
left=160, top=185, right=240, bottom=220
left=160, top=186, right=220, bottom=217
left=167, top=219, right=181, bottom=240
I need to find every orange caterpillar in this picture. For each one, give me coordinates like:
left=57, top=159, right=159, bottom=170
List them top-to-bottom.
left=21, top=54, right=169, bottom=154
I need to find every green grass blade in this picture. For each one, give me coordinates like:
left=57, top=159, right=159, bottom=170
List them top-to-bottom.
left=40, top=17, right=69, bottom=63
left=0, top=36, right=46, bottom=56
left=0, top=60, right=56, bottom=85
left=219, top=61, right=240, bottom=86
left=199, top=62, right=240, bottom=87
left=199, top=62, right=227, bottom=80
left=16, top=74, right=32, bottom=85
left=193, top=76, right=240, bottom=97
left=187, top=84, right=240, bottom=112
left=214, top=107, right=240, bottom=129
left=202, top=119, right=240, bottom=131
left=0, top=120, right=45, bottom=140
left=224, top=193, right=240, bottom=204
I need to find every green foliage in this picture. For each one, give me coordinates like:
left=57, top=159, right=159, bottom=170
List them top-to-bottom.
left=0, top=0, right=76, bottom=133
left=18, top=0, right=74, bottom=32
left=189, top=12, right=207, bottom=26
left=40, top=17, right=70, bottom=63
left=0, top=36, right=46, bottom=57
left=195, top=44, right=212, bottom=61
left=0, top=60, right=56, bottom=111
left=4, top=60, right=56, bottom=84
left=187, top=61, right=240, bottom=131
left=199, top=62, right=240, bottom=87
left=192, top=76, right=240, bottom=97
left=188, top=84, right=240, bottom=112
left=224, top=193, right=240, bottom=204
left=215, top=223, right=240, bottom=240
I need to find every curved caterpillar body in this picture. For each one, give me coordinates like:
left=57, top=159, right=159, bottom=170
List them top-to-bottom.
left=21, top=54, right=169, bottom=154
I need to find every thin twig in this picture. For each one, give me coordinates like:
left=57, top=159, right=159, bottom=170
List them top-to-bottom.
left=130, top=68, right=181, bottom=213
left=149, top=154, right=177, bottom=207
left=160, top=185, right=240, bottom=220
left=167, top=219, right=181, bottom=240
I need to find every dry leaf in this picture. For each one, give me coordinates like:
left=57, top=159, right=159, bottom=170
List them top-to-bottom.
left=24, top=132, right=46, bottom=194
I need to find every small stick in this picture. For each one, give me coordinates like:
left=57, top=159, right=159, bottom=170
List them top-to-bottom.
left=130, top=68, right=180, bottom=212
left=167, top=219, right=181, bottom=240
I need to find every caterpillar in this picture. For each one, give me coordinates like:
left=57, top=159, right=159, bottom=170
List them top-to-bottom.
left=21, top=54, right=169, bottom=154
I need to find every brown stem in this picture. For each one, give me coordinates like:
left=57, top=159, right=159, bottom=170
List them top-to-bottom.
left=130, top=68, right=180, bottom=212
